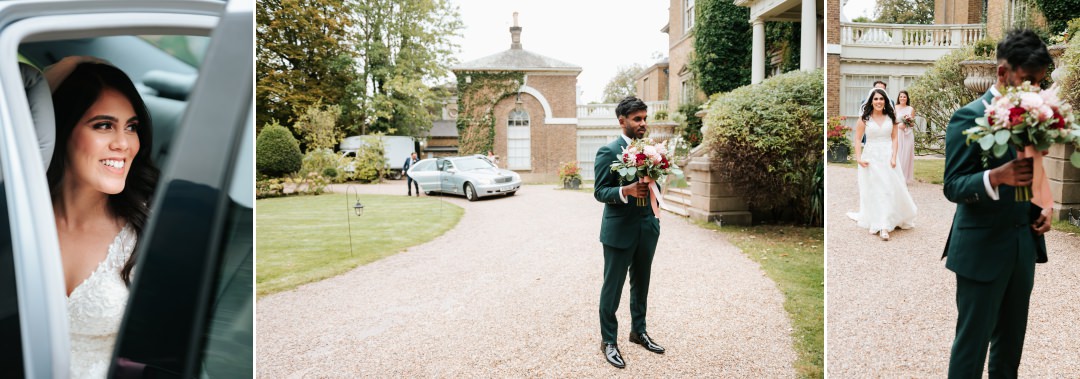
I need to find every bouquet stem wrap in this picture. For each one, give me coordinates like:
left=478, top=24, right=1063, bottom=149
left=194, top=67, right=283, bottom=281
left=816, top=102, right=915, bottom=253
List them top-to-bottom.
left=1017, top=146, right=1053, bottom=213
left=642, top=176, right=665, bottom=219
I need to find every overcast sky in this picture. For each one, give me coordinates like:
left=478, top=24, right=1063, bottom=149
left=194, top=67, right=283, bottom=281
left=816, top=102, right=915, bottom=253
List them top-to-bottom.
left=449, top=0, right=670, bottom=104
left=842, top=0, right=876, bottom=21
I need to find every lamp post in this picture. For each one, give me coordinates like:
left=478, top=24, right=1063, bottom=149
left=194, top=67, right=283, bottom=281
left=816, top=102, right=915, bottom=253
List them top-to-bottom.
left=345, top=185, right=364, bottom=257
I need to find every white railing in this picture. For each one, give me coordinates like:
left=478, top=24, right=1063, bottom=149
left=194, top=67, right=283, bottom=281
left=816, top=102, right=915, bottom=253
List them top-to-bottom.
left=840, top=23, right=985, bottom=47
left=577, top=101, right=669, bottom=120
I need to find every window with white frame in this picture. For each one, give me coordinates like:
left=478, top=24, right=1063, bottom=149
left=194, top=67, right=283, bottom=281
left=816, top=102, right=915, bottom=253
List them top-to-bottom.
left=684, top=0, right=695, bottom=32
left=843, top=75, right=891, bottom=117
left=507, top=108, right=530, bottom=170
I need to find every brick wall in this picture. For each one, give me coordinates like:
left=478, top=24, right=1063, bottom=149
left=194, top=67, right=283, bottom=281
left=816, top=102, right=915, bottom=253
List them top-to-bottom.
left=827, top=0, right=839, bottom=45
left=827, top=54, right=840, bottom=118
left=636, top=65, right=670, bottom=102
left=491, top=90, right=577, bottom=179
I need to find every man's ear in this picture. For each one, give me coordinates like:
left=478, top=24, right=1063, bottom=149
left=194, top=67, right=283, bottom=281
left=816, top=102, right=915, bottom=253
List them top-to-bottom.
left=996, top=63, right=1008, bottom=84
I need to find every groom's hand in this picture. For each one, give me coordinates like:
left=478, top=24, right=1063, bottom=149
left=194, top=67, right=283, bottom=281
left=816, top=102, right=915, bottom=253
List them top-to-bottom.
left=989, top=157, right=1034, bottom=188
left=621, top=181, right=649, bottom=198
left=1032, top=211, right=1051, bottom=235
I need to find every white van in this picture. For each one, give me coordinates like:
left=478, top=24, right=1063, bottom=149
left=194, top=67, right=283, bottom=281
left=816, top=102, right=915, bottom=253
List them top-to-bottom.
left=340, top=135, right=416, bottom=180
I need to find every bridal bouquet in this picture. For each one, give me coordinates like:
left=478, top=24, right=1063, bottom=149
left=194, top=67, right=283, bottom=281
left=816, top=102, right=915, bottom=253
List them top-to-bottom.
left=962, top=82, right=1080, bottom=203
left=609, top=138, right=679, bottom=217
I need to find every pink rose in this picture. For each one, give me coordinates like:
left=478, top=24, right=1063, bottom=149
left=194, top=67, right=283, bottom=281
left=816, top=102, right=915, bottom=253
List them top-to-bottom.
left=1020, top=92, right=1044, bottom=110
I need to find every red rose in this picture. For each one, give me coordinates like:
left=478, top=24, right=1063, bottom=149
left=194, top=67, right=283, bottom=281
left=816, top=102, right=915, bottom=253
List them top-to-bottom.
left=1009, top=107, right=1025, bottom=126
left=1055, top=113, right=1067, bottom=129
left=636, top=153, right=646, bottom=165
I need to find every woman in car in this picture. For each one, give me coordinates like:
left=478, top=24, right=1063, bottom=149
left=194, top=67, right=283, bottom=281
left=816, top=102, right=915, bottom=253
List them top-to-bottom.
left=46, top=61, right=158, bottom=379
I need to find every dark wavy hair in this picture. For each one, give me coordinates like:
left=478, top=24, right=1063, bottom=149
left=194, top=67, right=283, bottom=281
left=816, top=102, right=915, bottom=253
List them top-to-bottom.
left=997, top=29, right=1052, bottom=71
left=47, top=63, right=158, bottom=285
left=861, top=88, right=896, bottom=124
left=897, top=90, right=911, bottom=106
left=615, top=95, right=648, bottom=118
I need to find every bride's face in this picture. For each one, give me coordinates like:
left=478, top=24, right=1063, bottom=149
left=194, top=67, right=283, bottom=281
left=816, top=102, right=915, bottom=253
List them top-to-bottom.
left=63, top=87, right=140, bottom=196
left=872, top=94, right=886, bottom=111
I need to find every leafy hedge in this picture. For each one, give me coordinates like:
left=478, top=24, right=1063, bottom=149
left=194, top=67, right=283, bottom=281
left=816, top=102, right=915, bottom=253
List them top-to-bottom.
left=691, top=0, right=751, bottom=96
left=1034, top=0, right=1080, bottom=35
left=1060, top=20, right=1080, bottom=108
left=907, top=46, right=980, bottom=156
left=703, top=69, right=823, bottom=225
left=256, top=121, right=303, bottom=177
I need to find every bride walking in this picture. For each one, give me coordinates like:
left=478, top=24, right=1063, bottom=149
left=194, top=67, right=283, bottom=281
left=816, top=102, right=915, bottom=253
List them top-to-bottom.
left=846, top=88, right=917, bottom=240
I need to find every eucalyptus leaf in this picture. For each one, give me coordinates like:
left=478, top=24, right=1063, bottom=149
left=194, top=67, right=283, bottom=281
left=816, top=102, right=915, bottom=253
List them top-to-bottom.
left=975, top=117, right=989, bottom=127
left=994, top=129, right=1010, bottom=144
left=978, top=134, right=995, bottom=150
left=992, top=142, right=1009, bottom=157
left=1072, top=151, right=1080, bottom=168
left=627, top=167, right=637, bottom=176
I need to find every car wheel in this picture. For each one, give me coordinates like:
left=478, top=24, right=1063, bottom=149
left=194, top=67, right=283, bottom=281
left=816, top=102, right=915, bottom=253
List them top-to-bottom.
left=391, top=171, right=403, bottom=180
left=464, top=183, right=478, bottom=201
left=425, top=191, right=433, bottom=196
left=506, top=191, right=516, bottom=196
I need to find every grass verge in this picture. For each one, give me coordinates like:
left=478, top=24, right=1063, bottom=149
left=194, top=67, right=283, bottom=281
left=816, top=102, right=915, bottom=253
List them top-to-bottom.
left=829, top=159, right=944, bottom=185
left=256, top=193, right=463, bottom=297
left=699, top=223, right=824, bottom=379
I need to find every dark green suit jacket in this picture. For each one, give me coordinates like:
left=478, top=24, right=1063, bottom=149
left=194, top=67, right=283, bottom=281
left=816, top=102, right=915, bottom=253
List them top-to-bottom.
left=943, top=89, right=1048, bottom=282
left=594, top=137, right=660, bottom=250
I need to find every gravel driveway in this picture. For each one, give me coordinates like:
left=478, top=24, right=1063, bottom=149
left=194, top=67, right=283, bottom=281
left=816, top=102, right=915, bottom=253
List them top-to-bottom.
left=827, top=164, right=1080, bottom=377
left=257, top=184, right=795, bottom=377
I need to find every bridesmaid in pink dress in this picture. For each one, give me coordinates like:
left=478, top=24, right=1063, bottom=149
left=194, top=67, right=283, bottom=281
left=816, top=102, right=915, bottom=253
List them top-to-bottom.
left=895, top=90, right=916, bottom=184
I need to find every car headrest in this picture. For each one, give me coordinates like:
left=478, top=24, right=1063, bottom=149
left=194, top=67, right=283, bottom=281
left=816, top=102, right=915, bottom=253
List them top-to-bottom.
left=22, top=62, right=54, bottom=169
left=142, top=70, right=195, bottom=101
left=142, top=95, right=186, bottom=168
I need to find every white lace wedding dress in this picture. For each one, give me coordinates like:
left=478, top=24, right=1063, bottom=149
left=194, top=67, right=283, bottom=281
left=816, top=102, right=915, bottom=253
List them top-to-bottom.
left=846, top=116, right=917, bottom=234
left=68, top=223, right=136, bottom=379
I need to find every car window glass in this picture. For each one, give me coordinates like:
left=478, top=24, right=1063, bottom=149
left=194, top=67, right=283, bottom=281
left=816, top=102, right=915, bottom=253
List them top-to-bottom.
left=139, top=35, right=209, bottom=68
left=456, top=157, right=494, bottom=171
left=414, top=160, right=434, bottom=171
left=0, top=167, right=24, bottom=377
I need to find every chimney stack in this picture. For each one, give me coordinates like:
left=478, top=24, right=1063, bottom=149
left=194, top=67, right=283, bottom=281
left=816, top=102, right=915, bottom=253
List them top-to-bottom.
left=510, top=12, right=522, bottom=50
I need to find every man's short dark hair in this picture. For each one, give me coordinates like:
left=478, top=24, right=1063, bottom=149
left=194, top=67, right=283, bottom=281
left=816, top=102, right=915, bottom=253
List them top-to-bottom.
left=997, top=29, right=1052, bottom=70
left=873, top=80, right=887, bottom=88
left=615, top=96, right=648, bottom=118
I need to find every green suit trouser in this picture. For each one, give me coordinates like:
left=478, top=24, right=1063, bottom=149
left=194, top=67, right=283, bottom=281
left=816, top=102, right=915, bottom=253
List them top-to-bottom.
left=599, top=218, right=658, bottom=344
left=948, top=240, right=1035, bottom=379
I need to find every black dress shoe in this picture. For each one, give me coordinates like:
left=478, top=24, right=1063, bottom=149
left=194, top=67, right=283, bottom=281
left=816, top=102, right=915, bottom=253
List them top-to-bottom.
left=629, top=332, right=665, bottom=354
left=601, top=342, right=625, bottom=368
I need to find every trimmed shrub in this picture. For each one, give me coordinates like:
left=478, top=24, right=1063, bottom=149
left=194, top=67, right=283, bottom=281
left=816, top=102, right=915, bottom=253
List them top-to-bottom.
left=1060, top=23, right=1080, bottom=109
left=907, top=46, right=980, bottom=156
left=703, top=69, right=823, bottom=225
left=256, top=121, right=302, bottom=177
left=352, top=135, right=387, bottom=183
left=300, top=148, right=340, bottom=180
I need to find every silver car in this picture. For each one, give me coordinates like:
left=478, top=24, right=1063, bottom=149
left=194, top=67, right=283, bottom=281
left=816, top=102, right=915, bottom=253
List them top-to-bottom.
left=407, top=155, right=521, bottom=201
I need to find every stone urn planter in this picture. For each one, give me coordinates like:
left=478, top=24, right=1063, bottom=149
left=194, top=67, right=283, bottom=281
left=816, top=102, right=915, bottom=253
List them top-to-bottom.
left=1049, top=44, right=1067, bottom=83
left=959, top=60, right=997, bottom=94
left=828, top=144, right=850, bottom=163
left=563, top=177, right=581, bottom=190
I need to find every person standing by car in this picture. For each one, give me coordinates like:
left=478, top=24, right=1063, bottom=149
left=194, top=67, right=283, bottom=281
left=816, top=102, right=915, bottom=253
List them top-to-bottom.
left=47, top=61, right=158, bottom=379
left=592, top=96, right=665, bottom=369
left=404, top=152, right=419, bottom=196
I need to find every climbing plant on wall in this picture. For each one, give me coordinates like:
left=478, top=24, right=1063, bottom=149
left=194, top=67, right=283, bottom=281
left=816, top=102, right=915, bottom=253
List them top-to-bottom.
left=455, top=71, right=525, bottom=155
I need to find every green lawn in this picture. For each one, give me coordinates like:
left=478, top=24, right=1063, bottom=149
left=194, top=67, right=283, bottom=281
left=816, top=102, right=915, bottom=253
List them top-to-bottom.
left=828, top=158, right=945, bottom=184
left=256, top=194, right=463, bottom=297
left=702, top=223, right=824, bottom=379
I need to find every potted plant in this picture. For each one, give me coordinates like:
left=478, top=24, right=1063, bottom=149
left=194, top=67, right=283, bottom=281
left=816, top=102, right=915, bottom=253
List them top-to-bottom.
left=827, top=116, right=852, bottom=163
left=559, top=161, right=583, bottom=189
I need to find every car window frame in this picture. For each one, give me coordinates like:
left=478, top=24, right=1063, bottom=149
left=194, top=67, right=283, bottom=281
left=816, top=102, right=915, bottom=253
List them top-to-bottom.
left=0, top=6, right=220, bottom=377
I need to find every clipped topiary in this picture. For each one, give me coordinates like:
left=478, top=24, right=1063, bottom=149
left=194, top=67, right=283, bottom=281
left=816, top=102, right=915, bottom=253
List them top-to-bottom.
left=703, top=69, right=823, bottom=224
left=256, top=121, right=302, bottom=177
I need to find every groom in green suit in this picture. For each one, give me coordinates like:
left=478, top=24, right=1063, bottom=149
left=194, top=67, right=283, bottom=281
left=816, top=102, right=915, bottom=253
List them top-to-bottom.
left=943, top=29, right=1052, bottom=378
left=593, top=96, right=665, bottom=369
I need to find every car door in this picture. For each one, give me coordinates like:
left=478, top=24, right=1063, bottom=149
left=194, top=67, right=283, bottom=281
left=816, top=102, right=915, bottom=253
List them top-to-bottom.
left=0, top=1, right=251, bottom=377
left=109, top=1, right=252, bottom=377
left=440, top=160, right=458, bottom=194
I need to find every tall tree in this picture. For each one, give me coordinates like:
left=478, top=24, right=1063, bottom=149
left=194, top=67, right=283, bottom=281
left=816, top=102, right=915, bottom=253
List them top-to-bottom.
left=256, top=0, right=357, bottom=132
left=351, top=0, right=463, bottom=137
left=692, top=0, right=751, bottom=96
left=874, top=0, right=934, bottom=24
left=601, top=64, right=645, bottom=103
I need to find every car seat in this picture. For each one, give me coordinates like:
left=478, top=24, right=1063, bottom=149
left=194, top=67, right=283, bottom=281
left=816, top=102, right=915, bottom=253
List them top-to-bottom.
left=22, top=61, right=54, bottom=169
